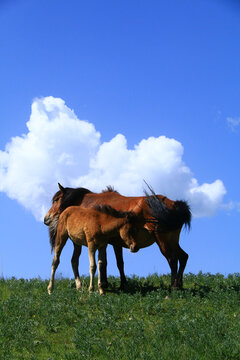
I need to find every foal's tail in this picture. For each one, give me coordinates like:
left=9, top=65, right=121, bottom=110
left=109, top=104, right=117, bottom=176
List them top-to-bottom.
left=144, top=187, right=191, bottom=233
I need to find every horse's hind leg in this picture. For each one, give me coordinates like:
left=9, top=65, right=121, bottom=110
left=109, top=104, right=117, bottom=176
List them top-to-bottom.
left=154, top=231, right=178, bottom=290
left=48, top=236, right=67, bottom=294
left=88, top=242, right=97, bottom=294
left=71, top=243, right=82, bottom=290
left=98, top=245, right=107, bottom=295
left=113, top=245, right=127, bottom=290
left=176, top=245, right=188, bottom=289
left=169, top=255, right=178, bottom=289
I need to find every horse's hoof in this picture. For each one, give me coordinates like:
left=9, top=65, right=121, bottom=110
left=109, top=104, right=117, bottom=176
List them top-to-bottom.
left=119, top=278, right=127, bottom=290
left=119, top=283, right=126, bottom=291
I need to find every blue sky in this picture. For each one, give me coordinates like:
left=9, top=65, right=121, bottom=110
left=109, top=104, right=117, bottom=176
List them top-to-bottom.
left=0, top=0, right=239, bottom=280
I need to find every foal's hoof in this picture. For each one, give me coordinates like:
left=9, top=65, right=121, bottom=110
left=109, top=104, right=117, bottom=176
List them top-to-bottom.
left=75, top=279, right=82, bottom=291
left=75, top=284, right=82, bottom=291
left=47, top=287, right=53, bottom=295
left=88, top=287, right=95, bottom=295
left=98, top=288, right=105, bottom=296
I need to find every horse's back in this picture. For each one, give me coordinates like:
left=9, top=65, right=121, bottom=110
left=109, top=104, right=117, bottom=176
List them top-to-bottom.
left=81, top=192, right=147, bottom=214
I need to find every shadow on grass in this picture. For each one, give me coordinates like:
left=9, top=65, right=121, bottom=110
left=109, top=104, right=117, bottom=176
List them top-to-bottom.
left=68, top=274, right=240, bottom=297
left=101, top=277, right=169, bottom=296
left=103, top=280, right=240, bottom=298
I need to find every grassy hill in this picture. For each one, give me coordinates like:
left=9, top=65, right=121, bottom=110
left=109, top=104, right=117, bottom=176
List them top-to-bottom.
left=0, top=273, right=239, bottom=360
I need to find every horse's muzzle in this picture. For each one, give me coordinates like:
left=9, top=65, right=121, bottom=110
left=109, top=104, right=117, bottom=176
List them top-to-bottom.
left=44, top=215, right=51, bottom=226
left=130, top=244, right=139, bottom=253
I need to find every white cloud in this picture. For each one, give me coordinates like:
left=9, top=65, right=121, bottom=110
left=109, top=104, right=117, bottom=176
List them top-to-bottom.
left=0, top=96, right=226, bottom=220
left=0, top=97, right=100, bottom=219
left=227, top=117, right=240, bottom=131
left=221, top=201, right=240, bottom=213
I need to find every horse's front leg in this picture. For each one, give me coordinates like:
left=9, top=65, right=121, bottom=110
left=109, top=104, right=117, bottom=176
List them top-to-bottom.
left=88, top=242, right=97, bottom=294
left=71, top=243, right=82, bottom=290
left=113, top=244, right=127, bottom=290
left=98, top=245, right=107, bottom=295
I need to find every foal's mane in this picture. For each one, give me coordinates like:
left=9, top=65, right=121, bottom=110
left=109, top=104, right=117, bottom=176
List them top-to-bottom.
left=94, top=204, right=136, bottom=220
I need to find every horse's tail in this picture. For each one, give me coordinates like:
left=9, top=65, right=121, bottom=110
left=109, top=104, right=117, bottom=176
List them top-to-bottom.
left=144, top=188, right=191, bottom=233
left=48, top=215, right=59, bottom=253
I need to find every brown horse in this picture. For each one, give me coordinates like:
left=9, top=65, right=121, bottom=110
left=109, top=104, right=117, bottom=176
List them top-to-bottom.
left=44, top=183, right=191, bottom=289
left=47, top=205, right=145, bottom=295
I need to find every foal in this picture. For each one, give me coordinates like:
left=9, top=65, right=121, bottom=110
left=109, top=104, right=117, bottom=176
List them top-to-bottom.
left=48, top=205, right=142, bottom=295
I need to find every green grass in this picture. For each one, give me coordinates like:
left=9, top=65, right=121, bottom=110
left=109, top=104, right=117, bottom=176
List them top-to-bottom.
left=0, top=273, right=239, bottom=360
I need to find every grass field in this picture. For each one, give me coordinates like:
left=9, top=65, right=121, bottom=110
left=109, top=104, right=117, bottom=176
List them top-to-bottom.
left=0, top=273, right=239, bottom=360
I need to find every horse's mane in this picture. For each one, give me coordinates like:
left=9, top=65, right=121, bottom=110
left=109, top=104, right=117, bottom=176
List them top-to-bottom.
left=101, top=185, right=119, bottom=194
left=49, top=187, right=92, bottom=252
left=52, top=187, right=92, bottom=211
left=52, top=190, right=62, bottom=204
left=94, top=204, right=136, bottom=220
left=48, top=215, right=59, bottom=253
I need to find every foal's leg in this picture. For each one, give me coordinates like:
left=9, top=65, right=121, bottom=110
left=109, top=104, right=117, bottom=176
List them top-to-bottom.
left=48, top=237, right=67, bottom=294
left=71, top=243, right=82, bottom=290
left=88, top=243, right=97, bottom=294
left=98, top=245, right=107, bottom=295
left=113, top=245, right=127, bottom=289
left=176, top=245, right=188, bottom=289
left=98, top=246, right=108, bottom=289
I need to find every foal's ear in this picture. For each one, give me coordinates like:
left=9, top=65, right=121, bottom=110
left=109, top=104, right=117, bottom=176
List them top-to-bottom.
left=58, top=183, right=65, bottom=193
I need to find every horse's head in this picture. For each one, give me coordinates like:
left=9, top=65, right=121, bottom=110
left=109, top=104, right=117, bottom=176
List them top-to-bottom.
left=44, top=183, right=65, bottom=225
left=44, top=183, right=92, bottom=226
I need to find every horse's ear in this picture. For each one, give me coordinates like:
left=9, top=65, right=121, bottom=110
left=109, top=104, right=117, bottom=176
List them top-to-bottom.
left=58, top=183, right=65, bottom=193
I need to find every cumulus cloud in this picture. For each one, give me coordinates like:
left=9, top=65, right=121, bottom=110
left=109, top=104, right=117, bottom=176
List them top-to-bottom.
left=0, top=96, right=226, bottom=220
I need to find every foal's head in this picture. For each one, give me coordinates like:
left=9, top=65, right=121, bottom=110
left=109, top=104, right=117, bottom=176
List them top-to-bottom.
left=44, top=183, right=92, bottom=225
